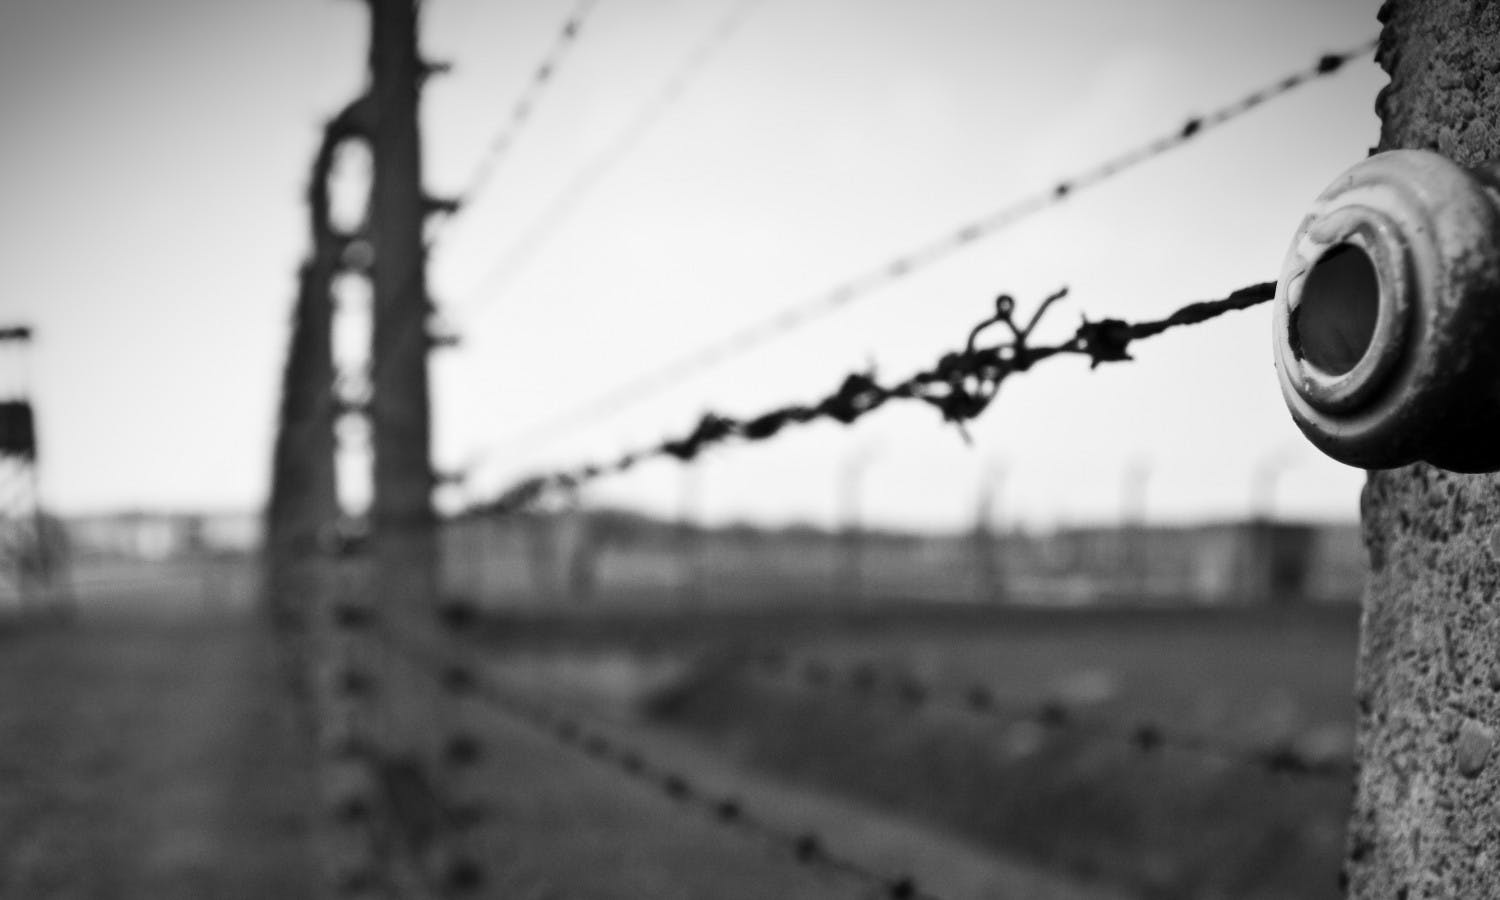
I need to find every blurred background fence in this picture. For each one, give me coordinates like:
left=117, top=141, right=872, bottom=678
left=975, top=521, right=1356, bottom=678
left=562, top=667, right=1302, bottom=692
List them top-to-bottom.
left=33, top=504, right=1363, bottom=616
left=439, top=508, right=1365, bottom=609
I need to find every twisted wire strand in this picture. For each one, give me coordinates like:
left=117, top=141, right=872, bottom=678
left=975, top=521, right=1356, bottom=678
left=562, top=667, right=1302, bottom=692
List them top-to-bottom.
left=483, top=38, right=1374, bottom=456
left=476, top=280, right=1276, bottom=514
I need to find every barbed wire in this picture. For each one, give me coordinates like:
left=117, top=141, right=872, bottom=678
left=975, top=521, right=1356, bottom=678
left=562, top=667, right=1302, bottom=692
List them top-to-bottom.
left=291, top=0, right=604, bottom=427
left=301, top=0, right=761, bottom=461
left=441, top=0, right=602, bottom=233
left=453, top=0, right=766, bottom=314
left=275, top=22, right=1373, bottom=896
left=314, top=34, right=1369, bottom=489
left=478, top=37, right=1374, bottom=459
left=475, top=280, right=1275, bottom=514
left=298, top=578, right=489, bottom=898
left=376, top=625, right=946, bottom=900
left=752, top=650, right=1354, bottom=782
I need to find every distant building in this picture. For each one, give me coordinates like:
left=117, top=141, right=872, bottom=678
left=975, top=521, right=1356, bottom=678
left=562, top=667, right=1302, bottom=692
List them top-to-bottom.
left=437, top=510, right=1366, bottom=609
left=64, top=511, right=261, bottom=560
left=1015, top=520, right=1365, bottom=606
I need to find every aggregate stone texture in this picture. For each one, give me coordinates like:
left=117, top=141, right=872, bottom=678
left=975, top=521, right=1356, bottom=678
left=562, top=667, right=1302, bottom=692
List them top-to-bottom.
left=1350, top=5, right=1500, bottom=894
left=1346, top=7, right=1500, bottom=895
left=1353, top=473, right=1500, bottom=884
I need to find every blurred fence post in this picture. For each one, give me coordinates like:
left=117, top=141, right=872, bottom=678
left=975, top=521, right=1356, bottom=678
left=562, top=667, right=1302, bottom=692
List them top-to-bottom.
left=361, top=0, right=490, bottom=889
left=367, top=0, right=441, bottom=761
left=1344, top=2, right=1500, bottom=895
left=265, top=222, right=339, bottom=649
left=839, top=444, right=877, bottom=605
left=971, top=461, right=1005, bottom=603
left=678, top=467, right=702, bottom=607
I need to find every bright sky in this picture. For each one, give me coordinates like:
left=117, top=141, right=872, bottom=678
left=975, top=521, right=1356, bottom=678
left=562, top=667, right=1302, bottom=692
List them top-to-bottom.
left=0, top=0, right=1385, bottom=531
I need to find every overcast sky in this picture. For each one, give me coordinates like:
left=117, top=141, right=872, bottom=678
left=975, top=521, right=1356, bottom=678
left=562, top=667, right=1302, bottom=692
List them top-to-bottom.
left=0, top=0, right=1385, bottom=531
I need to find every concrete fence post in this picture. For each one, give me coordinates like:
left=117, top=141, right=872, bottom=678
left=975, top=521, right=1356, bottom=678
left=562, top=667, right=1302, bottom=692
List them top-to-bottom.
left=1345, top=1, right=1500, bottom=895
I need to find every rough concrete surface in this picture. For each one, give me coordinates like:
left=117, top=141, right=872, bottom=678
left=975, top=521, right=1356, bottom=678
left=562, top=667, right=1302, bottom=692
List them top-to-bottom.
left=1351, top=5, right=1500, bottom=884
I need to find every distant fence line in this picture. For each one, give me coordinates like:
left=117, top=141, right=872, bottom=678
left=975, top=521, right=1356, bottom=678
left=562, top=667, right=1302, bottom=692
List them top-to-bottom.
left=436, top=513, right=1365, bottom=610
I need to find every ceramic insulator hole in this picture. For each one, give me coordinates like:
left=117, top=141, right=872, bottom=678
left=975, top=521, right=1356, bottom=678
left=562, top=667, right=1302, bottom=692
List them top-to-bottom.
left=1291, top=243, right=1381, bottom=377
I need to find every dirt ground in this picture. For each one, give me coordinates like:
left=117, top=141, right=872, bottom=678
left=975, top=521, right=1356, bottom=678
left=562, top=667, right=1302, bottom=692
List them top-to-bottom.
left=1, top=592, right=1355, bottom=900
left=641, top=608, right=1360, bottom=900
left=1, top=609, right=1116, bottom=900
left=0, top=618, right=319, bottom=900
